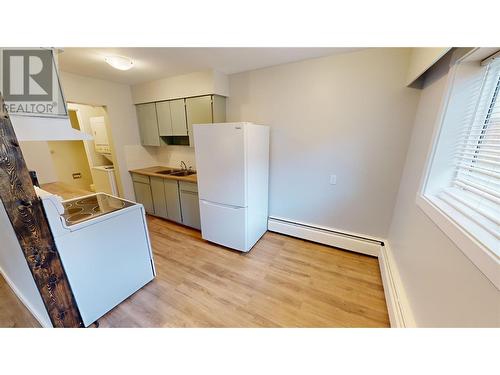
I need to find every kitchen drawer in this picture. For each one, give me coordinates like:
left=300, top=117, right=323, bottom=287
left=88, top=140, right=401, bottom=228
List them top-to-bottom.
left=132, top=173, right=150, bottom=184
left=179, top=181, right=198, bottom=193
left=199, top=200, right=246, bottom=250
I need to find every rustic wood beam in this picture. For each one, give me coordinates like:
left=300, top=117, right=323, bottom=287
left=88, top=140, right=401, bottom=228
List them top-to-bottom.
left=0, top=95, right=83, bottom=328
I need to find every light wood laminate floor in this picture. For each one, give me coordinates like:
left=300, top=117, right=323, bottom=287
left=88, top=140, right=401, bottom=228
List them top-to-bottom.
left=40, top=182, right=92, bottom=200
left=1, top=183, right=390, bottom=328
left=97, top=216, right=389, bottom=327
left=0, top=274, right=40, bottom=327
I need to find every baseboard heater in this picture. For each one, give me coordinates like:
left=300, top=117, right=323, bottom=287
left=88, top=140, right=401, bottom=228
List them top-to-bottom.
left=267, top=217, right=383, bottom=257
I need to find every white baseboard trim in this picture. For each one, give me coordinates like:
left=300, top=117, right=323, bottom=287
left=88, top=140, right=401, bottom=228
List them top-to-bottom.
left=2, top=215, right=413, bottom=328
left=267, top=217, right=415, bottom=327
left=268, top=217, right=382, bottom=257
left=378, top=244, right=416, bottom=328
left=0, top=267, right=52, bottom=328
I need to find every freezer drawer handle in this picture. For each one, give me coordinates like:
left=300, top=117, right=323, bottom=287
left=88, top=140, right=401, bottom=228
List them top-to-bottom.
left=201, top=200, right=241, bottom=210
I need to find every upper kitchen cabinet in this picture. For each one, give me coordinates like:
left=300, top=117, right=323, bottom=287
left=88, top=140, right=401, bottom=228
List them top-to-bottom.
left=136, top=94, right=226, bottom=147
left=186, top=95, right=226, bottom=147
left=212, top=95, right=226, bottom=123
left=186, top=96, right=212, bottom=147
left=156, top=99, right=188, bottom=137
left=170, top=99, right=189, bottom=136
left=155, top=101, right=173, bottom=136
left=136, top=103, right=161, bottom=146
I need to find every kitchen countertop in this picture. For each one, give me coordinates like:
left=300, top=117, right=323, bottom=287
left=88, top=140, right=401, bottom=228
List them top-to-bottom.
left=130, top=166, right=197, bottom=183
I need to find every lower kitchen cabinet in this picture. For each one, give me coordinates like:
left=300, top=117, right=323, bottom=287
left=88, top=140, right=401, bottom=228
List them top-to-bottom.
left=132, top=173, right=200, bottom=229
left=150, top=177, right=168, bottom=218
left=150, top=177, right=182, bottom=223
left=164, top=179, right=182, bottom=223
left=132, top=181, right=154, bottom=215
left=179, top=182, right=201, bottom=230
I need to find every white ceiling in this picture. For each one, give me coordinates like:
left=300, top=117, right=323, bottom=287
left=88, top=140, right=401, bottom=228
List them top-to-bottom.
left=57, top=48, right=359, bottom=86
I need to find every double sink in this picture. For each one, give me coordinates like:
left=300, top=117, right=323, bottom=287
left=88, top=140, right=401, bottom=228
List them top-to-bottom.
left=156, top=168, right=196, bottom=177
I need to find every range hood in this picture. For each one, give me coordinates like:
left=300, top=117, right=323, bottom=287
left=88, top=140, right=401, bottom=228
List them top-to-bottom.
left=1, top=47, right=91, bottom=141
left=10, top=114, right=92, bottom=141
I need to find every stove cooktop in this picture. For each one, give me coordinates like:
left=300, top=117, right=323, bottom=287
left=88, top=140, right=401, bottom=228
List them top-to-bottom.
left=61, top=193, right=135, bottom=226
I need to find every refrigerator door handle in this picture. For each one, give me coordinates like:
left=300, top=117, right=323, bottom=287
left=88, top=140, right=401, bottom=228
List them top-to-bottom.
left=201, top=200, right=245, bottom=210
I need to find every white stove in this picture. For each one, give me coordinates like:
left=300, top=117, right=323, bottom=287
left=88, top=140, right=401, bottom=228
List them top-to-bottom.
left=37, top=188, right=156, bottom=327
left=61, top=194, right=134, bottom=226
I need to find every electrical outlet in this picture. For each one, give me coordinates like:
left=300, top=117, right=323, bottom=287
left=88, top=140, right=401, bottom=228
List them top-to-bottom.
left=329, top=174, right=337, bottom=185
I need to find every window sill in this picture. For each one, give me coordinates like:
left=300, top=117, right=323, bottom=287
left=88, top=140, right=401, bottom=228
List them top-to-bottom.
left=416, top=194, right=499, bottom=290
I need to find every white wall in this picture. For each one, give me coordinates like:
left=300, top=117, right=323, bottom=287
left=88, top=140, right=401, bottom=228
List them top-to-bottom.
left=227, top=48, right=420, bottom=239
left=388, top=53, right=500, bottom=327
left=127, top=69, right=229, bottom=173
left=132, top=70, right=229, bottom=104
left=59, top=71, right=219, bottom=200
left=60, top=72, right=142, bottom=201
left=19, top=103, right=112, bottom=190
left=67, top=103, right=112, bottom=168
left=46, top=139, right=94, bottom=191
left=19, top=141, right=57, bottom=184
left=123, top=145, right=159, bottom=171
left=156, top=146, right=196, bottom=170
left=0, top=204, right=52, bottom=327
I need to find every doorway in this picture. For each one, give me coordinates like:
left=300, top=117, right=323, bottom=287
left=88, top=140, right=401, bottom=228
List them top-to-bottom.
left=19, top=103, right=120, bottom=198
left=46, top=109, right=94, bottom=191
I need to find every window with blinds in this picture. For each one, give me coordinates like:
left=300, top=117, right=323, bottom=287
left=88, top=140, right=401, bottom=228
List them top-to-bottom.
left=439, top=57, right=500, bottom=245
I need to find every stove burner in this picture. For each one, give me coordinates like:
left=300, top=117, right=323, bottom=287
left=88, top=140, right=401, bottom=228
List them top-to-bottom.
left=61, top=193, right=134, bottom=226
left=76, top=197, right=99, bottom=206
left=66, top=207, right=84, bottom=215
left=66, top=213, right=93, bottom=223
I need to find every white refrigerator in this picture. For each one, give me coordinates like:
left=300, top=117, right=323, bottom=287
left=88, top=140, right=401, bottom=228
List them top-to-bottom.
left=194, top=122, right=270, bottom=252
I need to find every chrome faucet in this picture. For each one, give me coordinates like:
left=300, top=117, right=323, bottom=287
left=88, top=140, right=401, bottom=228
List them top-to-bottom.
left=180, top=161, right=188, bottom=171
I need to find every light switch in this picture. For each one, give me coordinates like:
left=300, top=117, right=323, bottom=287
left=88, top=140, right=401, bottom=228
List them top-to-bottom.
left=329, top=175, right=337, bottom=185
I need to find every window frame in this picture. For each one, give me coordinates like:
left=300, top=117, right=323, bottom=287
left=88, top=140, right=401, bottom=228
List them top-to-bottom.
left=416, top=48, right=500, bottom=290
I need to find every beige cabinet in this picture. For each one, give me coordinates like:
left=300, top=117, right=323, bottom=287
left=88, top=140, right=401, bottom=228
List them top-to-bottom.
left=212, top=94, right=226, bottom=123
left=136, top=95, right=225, bottom=147
left=186, top=95, right=212, bottom=147
left=186, top=95, right=226, bottom=147
left=156, top=99, right=188, bottom=137
left=170, top=99, right=188, bottom=136
left=155, top=101, right=173, bottom=136
left=136, top=103, right=160, bottom=146
left=132, top=173, right=155, bottom=214
left=132, top=174, right=201, bottom=229
left=145, top=176, right=182, bottom=223
left=150, top=177, right=168, bottom=218
left=164, top=179, right=182, bottom=223
left=179, top=181, right=201, bottom=230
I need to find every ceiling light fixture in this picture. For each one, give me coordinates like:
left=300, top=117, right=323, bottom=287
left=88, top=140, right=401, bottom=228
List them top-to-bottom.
left=104, top=55, right=134, bottom=71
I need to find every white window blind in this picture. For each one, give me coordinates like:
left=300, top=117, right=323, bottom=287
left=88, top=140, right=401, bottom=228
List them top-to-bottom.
left=439, top=57, right=500, bottom=243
